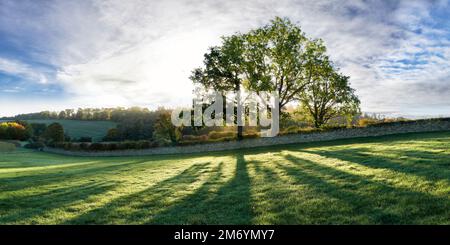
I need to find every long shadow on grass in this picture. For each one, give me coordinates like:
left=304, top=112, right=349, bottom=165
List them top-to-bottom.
left=301, top=148, right=450, bottom=182
left=148, top=153, right=253, bottom=224
left=277, top=154, right=449, bottom=224
left=0, top=159, right=153, bottom=192
left=66, top=162, right=214, bottom=224
left=0, top=181, right=115, bottom=224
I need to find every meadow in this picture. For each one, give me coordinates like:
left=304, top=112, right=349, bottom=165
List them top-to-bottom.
left=0, top=131, right=449, bottom=224
left=0, top=142, right=16, bottom=152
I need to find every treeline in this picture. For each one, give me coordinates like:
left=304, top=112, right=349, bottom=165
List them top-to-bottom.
left=2, top=107, right=151, bottom=122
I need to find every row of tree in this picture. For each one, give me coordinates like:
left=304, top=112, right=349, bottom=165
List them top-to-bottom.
left=3, top=107, right=154, bottom=122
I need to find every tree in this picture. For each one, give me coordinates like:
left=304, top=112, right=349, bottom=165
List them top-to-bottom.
left=191, top=17, right=336, bottom=136
left=243, top=17, right=313, bottom=115
left=190, top=34, right=246, bottom=140
left=298, top=56, right=360, bottom=128
left=58, top=110, right=67, bottom=119
left=153, top=110, right=183, bottom=145
left=0, top=122, right=31, bottom=140
left=43, top=123, right=65, bottom=143
left=103, top=128, right=119, bottom=141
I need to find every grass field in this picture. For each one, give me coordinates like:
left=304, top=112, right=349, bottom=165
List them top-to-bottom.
left=23, top=119, right=116, bottom=142
left=0, top=131, right=449, bottom=224
left=0, top=142, right=15, bottom=152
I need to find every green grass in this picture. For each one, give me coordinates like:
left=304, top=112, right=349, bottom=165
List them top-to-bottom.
left=24, top=119, right=117, bottom=142
left=0, top=131, right=449, bottom=224
left=0, top=142, right=15, bottom=152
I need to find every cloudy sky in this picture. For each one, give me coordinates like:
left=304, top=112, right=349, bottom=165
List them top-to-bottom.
left=0, top=0, right=449, bottom=117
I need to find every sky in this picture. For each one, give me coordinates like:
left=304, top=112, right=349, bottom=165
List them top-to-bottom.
left=0, top=0, right=449, bottom=118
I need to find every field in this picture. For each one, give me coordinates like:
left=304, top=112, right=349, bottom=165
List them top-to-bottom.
left=23, top=119, right=116, bottom=142
left=0, top=131, right=449, bottom=224
left=0, top=142, right=15, bottom=152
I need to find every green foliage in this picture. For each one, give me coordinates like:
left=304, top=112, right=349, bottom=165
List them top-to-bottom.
left=242, top=17, right=313, bottom=110
left=298, top=64, right=360, bottom=128
left=153, top=110, right=183, bottom=145
left=30, top=123, right=47, bottom=137
left=43, top=123, right=65, bottom=143
left=103, top=128, right=120, bottom=141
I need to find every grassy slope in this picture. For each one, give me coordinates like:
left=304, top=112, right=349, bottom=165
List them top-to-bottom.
left=24, top=119, right=117, bottom=142
left=0, top=131, right=449, bottom=224
left=0, top=142, right=15, bottom=152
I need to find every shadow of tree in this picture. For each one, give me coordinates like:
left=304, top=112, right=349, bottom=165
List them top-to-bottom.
left=301, top=147, right=450, bottom=182
left=148, top=153, right=253, bottom=224
left=67, top=154, right=253, bottom=224
left=276, top=154, right=449, bottom=224
left=0, top=159, right=154, bottom=192
left=66, top=162, right=215, bottom=224
left=0, top=181, right=116, bottom=224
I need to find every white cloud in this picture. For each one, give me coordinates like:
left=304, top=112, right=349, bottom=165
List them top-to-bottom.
left=1, top=0, right=449, bottom=117
left=0, top=57, right=48, bottom=84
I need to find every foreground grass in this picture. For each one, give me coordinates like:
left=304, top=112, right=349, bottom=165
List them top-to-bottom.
left=0, top=131, right=449, bottom=224
left=0, top=142, right=15, bottom=152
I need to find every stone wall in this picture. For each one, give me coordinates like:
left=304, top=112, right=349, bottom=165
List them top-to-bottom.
left=43, top=118, right=450, bottom=157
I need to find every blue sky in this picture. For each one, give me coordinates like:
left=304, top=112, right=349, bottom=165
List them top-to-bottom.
left=0, top=0, right=449, bottom=117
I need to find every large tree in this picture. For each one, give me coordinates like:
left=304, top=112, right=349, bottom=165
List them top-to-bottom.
left=192, top=17, right=359, bottom=133
left=242, top=17, right=313, bottom=115
left=190, top=34, right=246, bottom=139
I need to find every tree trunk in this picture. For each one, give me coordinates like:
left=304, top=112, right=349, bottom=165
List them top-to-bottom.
left=235, top=83, right=243, bottom=141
